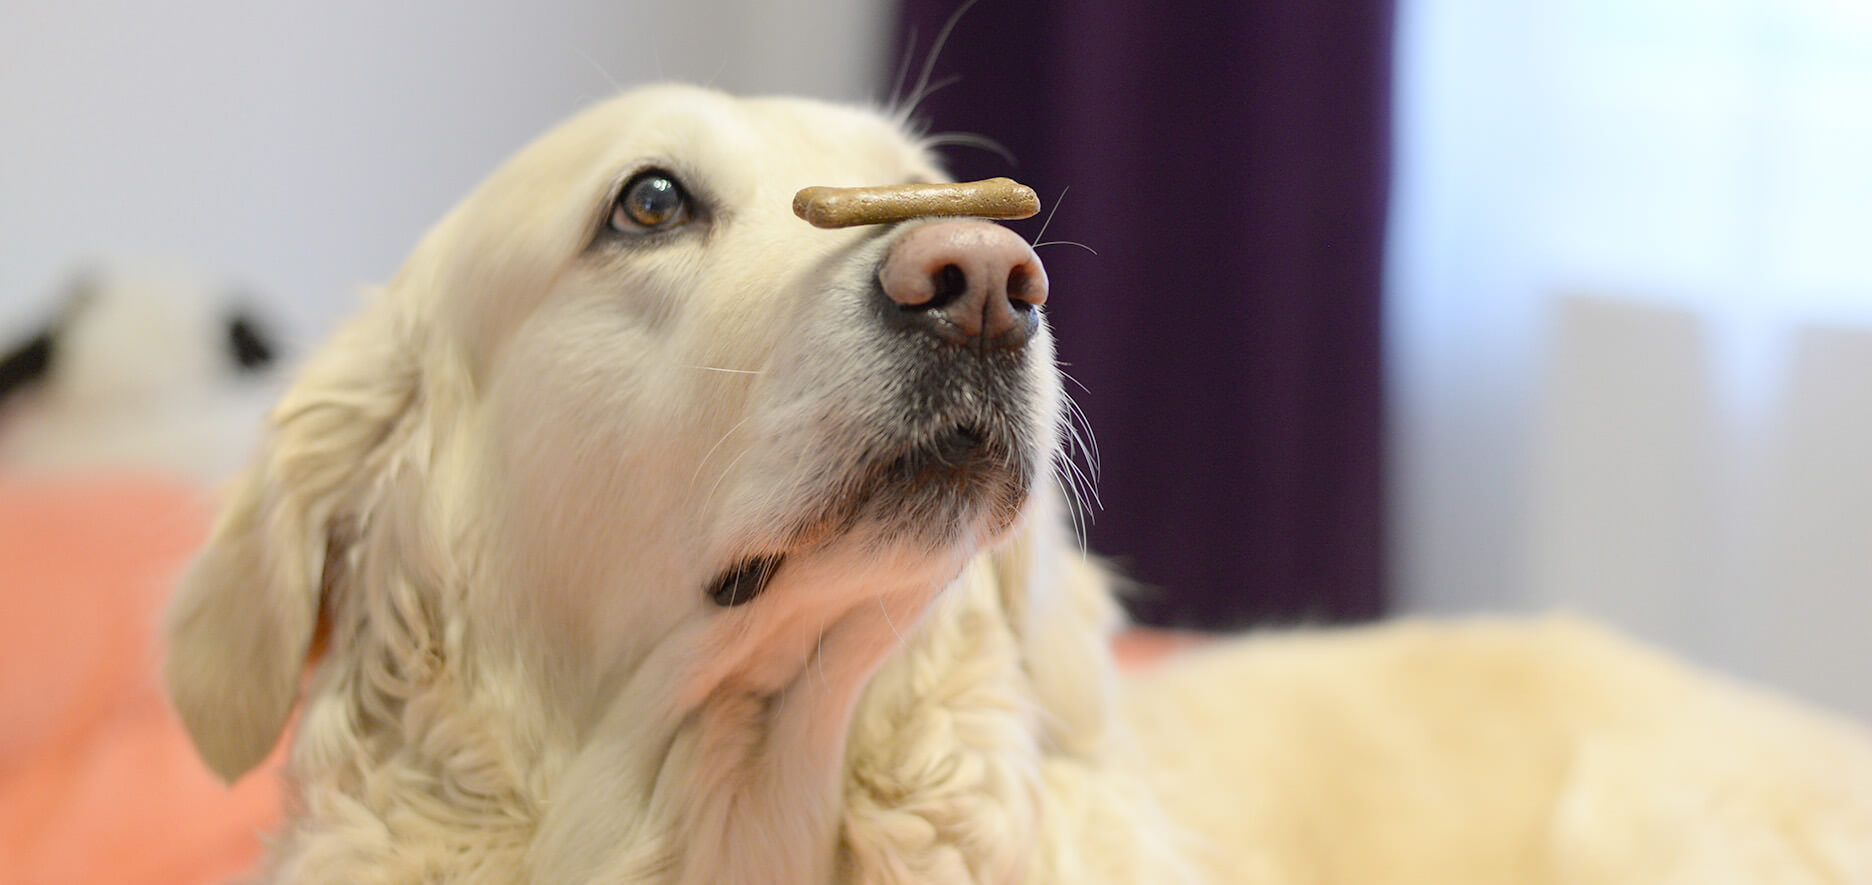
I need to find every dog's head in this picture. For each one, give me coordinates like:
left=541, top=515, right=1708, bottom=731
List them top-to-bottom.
left=164, top=84, right=1063, bottom=782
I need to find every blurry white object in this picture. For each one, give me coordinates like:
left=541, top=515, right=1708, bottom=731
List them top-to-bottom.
left=0, top=0, right=892, bottom=338
left=1391, top=0, right=1872, bottom=716
left=0, top=264, right=285, bottom=482
left=1522, top=296, right=1719, bottom=644
left=1740, top=326, right=1872, bottom=714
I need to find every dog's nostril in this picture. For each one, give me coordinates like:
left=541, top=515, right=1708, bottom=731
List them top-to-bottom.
left=878, top=220, right=1047, bottom=344
left=920, top=264, right=968, bottom=311
left=1007, top=266, right=1035, bottom=308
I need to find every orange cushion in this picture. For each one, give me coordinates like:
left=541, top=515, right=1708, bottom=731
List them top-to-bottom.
left=0, top=474, right=280, bottom=884
left=1113, top=628, right=1211, bottom=670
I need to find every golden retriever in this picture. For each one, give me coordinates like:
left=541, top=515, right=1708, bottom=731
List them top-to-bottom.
left=164, top=85, right=1872, bottom=883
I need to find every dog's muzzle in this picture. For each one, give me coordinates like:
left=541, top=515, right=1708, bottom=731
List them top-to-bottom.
left=702, top=187, right=1055, bottom=609
left=876, top=219, right=1048, bottom=351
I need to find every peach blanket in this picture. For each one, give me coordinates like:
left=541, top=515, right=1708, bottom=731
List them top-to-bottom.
left=0, top=475, right=278, bottom=884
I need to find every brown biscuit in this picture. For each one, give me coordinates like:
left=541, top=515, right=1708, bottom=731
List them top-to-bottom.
left=792, top=178, right=1041, bottom=228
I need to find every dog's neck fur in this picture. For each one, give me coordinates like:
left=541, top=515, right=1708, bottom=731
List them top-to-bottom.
left=273, top=477, right=1136, bottom=883
left=522, top=552, right=962, bottom=883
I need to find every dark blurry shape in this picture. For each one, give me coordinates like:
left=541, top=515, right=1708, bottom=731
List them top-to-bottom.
left=892, top=0, right=1392, bottom=629
left=0, top=272, right=92, bottom=411
left=225, top=310, right=277, bottom=372
left=0, top=330, right=55, bottom=410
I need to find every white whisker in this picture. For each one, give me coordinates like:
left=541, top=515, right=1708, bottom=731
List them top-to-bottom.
left=904, top=0, right=984, bottom=121
left=888, top=27, right=920, bottom=110
left=575, top=49, right=624, bottom=95
left=701, top=57, right=730, bottom=92
left=899, top=74, right=963, bottom=121
left=920, top=131, right=1018, bottom=167
left=1030, top=185, right=1069, bottom=245
left=1033, top=239, right=1099, bottom=256
left=1058, top=365, right=1095, bottom=397
left=1061, top=388, right=1102, bottom=480
left=691, top=411, right=760, bottom=488
left=699, top=444, right=756, bottom=514
left=1061, top=448, right=1102, bottom=513
left=1054, top=460, right=1090, bottom=549
left=876, top=595, right=909, bottom=651
left=815, top=616, right=830, bottom=690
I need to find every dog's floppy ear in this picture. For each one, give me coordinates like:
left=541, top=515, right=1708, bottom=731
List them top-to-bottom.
left=163, top=305, right=419, bottom=782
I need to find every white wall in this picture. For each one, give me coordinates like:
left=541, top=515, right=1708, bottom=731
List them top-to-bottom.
left=0, top=0, right=893, bottom=341
left=1390, top=0, right=1872, bottom=718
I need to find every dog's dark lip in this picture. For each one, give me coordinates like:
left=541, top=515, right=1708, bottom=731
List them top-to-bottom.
left=710, top=340, right=1040, bottom=581
left=716, top=414, right=1028, bottom=578
left=844, top=415, right=1032, bottom=542
left=869, top=416, right=1013, bottom=486
left=925, top=422, right=990, bottom=461
left=707, top=553, right=785, bottom=607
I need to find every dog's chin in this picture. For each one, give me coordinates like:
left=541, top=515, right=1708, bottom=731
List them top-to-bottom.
left=719, top=342, right=1055, bottom=596
left=784, top=419, right=1036, bottom=557
left=859, top=421, right=1035, bottom=544
left=707, top=422, right=1032, bottom=607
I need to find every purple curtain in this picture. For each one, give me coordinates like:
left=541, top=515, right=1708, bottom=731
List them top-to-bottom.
left=891, top=1, right=1392, bottom=629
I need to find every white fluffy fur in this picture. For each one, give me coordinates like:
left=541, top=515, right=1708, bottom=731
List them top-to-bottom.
left=165, top=85, right=1872, bottom=884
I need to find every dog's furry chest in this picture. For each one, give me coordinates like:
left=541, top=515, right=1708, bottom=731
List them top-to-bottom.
left=261, top=550, right=1171, bottom=885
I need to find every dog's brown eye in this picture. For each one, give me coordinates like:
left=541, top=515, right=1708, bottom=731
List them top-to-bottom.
left=611, top=170, right=691, bottom=232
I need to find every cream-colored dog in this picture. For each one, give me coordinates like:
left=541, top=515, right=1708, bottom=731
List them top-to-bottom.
left=164, top=85, right=1872, bottom=883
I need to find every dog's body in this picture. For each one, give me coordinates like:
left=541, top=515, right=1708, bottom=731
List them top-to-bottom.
left=163, top=85, right=1872, bottom=883
left=1129, top=617, right=1872, bottom=883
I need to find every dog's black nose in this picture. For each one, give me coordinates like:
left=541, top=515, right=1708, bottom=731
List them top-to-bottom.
left=878, top=219, right=1048, bottom=348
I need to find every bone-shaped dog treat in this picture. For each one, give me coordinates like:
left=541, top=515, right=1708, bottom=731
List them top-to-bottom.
left=792, top=178, right=1041, bottom=228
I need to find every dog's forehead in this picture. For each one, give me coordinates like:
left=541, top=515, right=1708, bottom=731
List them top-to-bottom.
left=426, top=85, right=935, bottom=283
left=575, top=85, right=935, bottom=188
left=425, top=86, right=943, bottom=382
left=739, top=95, right=934, bottom=179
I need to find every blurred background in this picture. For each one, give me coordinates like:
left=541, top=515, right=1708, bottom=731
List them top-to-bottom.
left=4, top=0, right=1871, bottom=732
left=6, top=0, right=1872, bottom=877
